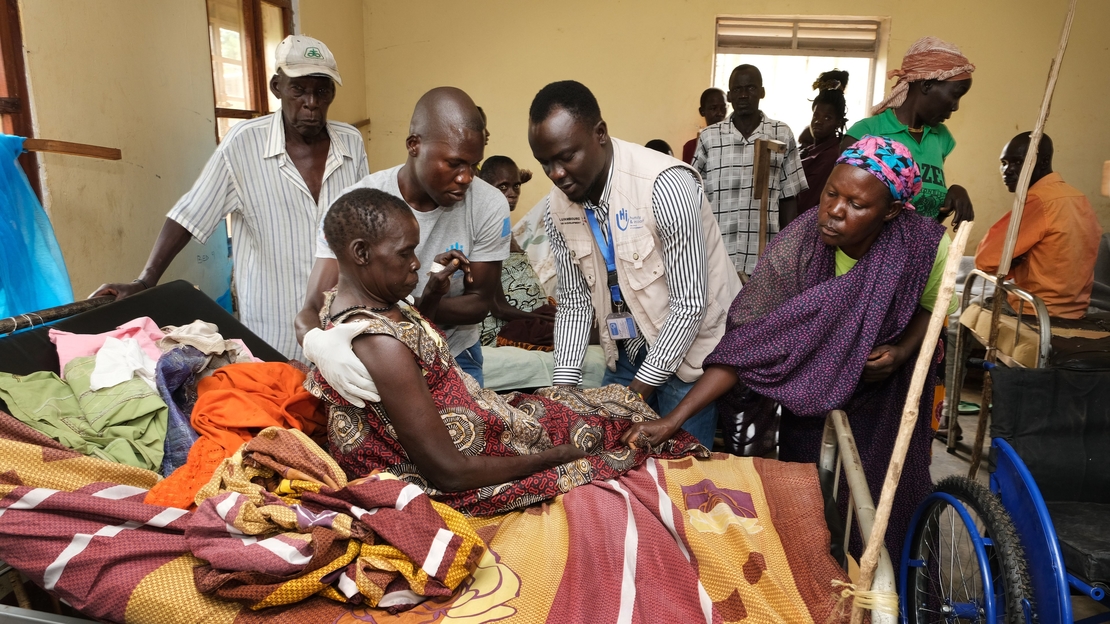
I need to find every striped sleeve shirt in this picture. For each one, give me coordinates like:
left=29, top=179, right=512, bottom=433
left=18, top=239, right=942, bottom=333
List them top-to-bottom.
left=166, top=112, right=369, bottom=361
left=546, top=165, right=709, bottom=387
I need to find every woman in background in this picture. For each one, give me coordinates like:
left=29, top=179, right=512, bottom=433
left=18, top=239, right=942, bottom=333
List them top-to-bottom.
left=843, top=36, right=976, bottom=227
left=797, top=70, right=849, bottom=212
left=477, top=156, right=554, bottom=347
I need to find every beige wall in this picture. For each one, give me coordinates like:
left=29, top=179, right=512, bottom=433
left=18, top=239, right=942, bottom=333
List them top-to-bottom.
left=20, top=0, right=232, bottom=300
left=21, top=0, right=1109, bottom=302
left=299, top=0, right=367, bottom=129
left=361, top=0, right=1110, bottom=243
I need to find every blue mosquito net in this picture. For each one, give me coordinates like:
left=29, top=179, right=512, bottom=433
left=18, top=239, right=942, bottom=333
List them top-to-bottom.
left=0, top=134, right=73, bottom=318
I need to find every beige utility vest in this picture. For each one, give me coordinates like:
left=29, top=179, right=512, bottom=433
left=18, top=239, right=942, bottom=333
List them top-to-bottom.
left=547, top=138, right=741, bottom=383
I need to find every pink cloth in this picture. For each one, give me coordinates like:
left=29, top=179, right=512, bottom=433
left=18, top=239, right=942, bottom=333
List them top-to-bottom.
left=49, top=317, right=165, bottom=377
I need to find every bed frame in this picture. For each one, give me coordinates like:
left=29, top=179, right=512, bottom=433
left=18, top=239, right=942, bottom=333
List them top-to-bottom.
left=0, top=282, right=898, bottom=622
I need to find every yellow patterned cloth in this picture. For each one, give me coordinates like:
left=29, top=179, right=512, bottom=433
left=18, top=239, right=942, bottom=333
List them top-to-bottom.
left=0, top=409, right=852, bottom=623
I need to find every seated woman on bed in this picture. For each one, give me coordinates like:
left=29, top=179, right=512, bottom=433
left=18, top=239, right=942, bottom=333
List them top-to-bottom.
left=623, top=135, right=957, bottom=555
left=305, top=187, right=707, bottom=516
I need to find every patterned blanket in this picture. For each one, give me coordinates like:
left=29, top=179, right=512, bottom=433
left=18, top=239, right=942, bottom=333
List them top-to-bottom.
left=0, top=411, right=852, bottom=623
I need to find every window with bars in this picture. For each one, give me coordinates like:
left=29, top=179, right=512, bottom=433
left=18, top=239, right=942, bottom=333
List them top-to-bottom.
left=0, top=0, right=39, bottom=198
left=206, top=0, right=293, bottom=140
left=712, top=16, right=888, bottom=141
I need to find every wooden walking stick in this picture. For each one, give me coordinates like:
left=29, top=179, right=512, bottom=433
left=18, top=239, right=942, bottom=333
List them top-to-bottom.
left=968, top=0, right=1078, bottom=480
left=752, top=138, right=786, bottom=258
left=850, top=222, right=974, bottom=624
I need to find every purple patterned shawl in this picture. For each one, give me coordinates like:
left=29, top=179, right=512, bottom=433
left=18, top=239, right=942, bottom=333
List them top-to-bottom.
left=706, top=205, right=945, bottom=556
left=704, top=206, right=944, bottom=417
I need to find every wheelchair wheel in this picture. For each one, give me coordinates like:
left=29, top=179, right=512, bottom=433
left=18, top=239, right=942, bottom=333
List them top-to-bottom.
left=902, top=476, right=1033, bottom=623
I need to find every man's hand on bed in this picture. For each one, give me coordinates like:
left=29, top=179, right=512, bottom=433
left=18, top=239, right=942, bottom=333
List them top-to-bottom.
left=89, top=281, right=145, bottom=301
left=302, top=321, right=379, bottom=407
left=861, top=344, right=908, bottom=383
left=621, top=417, right=681, bottom=450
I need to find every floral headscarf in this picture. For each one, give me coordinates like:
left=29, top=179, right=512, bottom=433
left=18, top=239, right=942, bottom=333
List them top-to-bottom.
left=836, top=135, right=922, bottom=211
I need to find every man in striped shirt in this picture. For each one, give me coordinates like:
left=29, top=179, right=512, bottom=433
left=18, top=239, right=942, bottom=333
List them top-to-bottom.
left=91, top=36, right=368, bottom=361
left=692, top=64, right=808, bottom=277
left=528, top=81, right=741, bottom=447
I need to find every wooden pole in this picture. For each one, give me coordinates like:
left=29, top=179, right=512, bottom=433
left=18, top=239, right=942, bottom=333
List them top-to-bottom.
left=969, top=0, right=1077, bottom=479
left=22, top=138, right=121, bottom=160
left=752, top=139, right=786, bottom=258
left=850, top=222, right=973, bottom=624
left=0, top=296, right=114, bottom=335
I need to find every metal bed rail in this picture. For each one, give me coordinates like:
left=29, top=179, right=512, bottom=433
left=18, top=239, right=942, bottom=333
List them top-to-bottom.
left=818, top=409, right=897, bottom=624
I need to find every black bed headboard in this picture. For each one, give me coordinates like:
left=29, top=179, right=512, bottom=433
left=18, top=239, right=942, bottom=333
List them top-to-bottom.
left=0, top=280, right=286, bottom=377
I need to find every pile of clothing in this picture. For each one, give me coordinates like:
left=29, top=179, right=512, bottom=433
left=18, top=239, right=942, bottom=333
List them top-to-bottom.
left=0, top=317, right=327, bottom=510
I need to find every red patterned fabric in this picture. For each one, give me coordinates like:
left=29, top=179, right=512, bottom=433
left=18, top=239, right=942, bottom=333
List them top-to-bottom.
left=307, top=295, right=707, bottom=517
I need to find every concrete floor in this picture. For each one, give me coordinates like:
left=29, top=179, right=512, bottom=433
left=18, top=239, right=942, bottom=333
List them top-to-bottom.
left=930, top=383, right=1108, bottom=622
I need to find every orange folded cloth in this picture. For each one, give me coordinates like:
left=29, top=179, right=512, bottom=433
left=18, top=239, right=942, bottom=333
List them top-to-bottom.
left=145, top=362, right=326, bottom=509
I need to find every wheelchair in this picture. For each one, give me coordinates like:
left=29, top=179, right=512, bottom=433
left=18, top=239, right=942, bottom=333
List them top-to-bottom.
left=900, top=280, right=1110, bottom=623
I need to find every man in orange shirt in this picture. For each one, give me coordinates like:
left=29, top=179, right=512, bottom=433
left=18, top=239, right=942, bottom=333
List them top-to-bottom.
left=975, top=132, right=1103, bottom=319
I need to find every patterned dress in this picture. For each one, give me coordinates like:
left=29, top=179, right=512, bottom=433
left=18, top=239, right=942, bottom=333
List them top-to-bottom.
left=478, top=251, right=550, bottom=346
left=306, top=293, right=707, bottom=516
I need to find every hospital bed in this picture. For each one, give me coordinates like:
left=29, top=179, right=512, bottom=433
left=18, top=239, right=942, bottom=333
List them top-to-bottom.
left=0, top=280, right=898, bottom=623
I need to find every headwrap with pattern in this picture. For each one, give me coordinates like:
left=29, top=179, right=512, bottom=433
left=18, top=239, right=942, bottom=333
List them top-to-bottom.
left=872, top=36, right=975, bottom=115
left=836, top=135, right=921, bottom=211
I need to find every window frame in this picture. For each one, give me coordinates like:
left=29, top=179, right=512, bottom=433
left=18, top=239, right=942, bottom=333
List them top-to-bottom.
left=0, top=0, right=40, bottom=199
left=207, top=0, right=294, bottom=141
left=713, top=15, right=891, bottom=109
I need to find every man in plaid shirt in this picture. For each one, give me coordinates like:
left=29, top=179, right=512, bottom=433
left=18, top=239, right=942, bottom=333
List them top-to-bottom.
left=693, top=64, right=808, bottom=276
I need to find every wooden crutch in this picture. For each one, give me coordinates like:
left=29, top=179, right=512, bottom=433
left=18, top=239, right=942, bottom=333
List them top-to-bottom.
left=968, top=0, right=1078, bottom=480
left=752, top=138, right=786, bottom=258
left=850, top=221, right=974, bottom=623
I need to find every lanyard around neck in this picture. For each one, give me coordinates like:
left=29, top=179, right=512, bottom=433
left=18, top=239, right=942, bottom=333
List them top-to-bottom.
left=583, top=207, right=623, bottom=305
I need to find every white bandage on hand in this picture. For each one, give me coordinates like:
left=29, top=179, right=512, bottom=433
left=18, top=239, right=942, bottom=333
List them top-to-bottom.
left=429, top=262, right=447, bottom=274
left=302, top=321, right=379, bottom=407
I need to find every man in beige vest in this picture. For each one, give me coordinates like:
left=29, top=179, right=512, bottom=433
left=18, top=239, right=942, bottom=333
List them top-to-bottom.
left=528, top=81, right=741, bottom=447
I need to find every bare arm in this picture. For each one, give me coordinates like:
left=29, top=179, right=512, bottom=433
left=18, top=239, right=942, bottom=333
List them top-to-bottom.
left=840, top=135, right=859, bottom=151
left=90, top=218, right=192, bottom=299
left=296, top=257, right=339, bottom=345
left=427, top=259, right=502, bottom=327
left=490, top=280, right=555, bottom=322
left=861, top=307, right=931, bottom=383
left=355, top=332, right=583, bottom=491
left=620, top=364, right=738, bottom=447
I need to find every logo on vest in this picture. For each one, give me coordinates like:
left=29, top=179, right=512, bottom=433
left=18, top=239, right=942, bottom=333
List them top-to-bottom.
left=615, top=208, right=630, bottom=231
left=447, top=242, right=464, bottom=253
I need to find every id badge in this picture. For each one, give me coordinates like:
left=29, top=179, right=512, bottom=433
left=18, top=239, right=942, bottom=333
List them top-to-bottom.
left=605, top=312, right=638, bottom=340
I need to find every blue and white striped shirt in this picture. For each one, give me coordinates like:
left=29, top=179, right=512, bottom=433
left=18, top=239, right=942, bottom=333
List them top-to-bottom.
left=167, top=112, right=369, bottom=360
left=545, top=164, right=709, bottom=387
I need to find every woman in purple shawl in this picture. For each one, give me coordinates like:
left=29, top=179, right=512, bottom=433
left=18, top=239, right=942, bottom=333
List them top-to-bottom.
left=622, top=136, right=956, bottom=556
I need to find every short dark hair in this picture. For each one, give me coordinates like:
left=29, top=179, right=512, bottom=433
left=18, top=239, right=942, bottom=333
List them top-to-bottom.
left=729, top=64, right=763, bottom=85
left=529, top=80, right=601, bottom=126
left=699, top=88, right=725, bottom=107
left=644, top=139, right=673, bottom=155
left=479, top=155, right=517, bottom=183
left=323, top=188, right=413, bottom=256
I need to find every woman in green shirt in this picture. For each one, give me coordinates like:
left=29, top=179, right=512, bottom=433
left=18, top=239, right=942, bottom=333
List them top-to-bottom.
left=844, top=36, right=976, bottom=227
